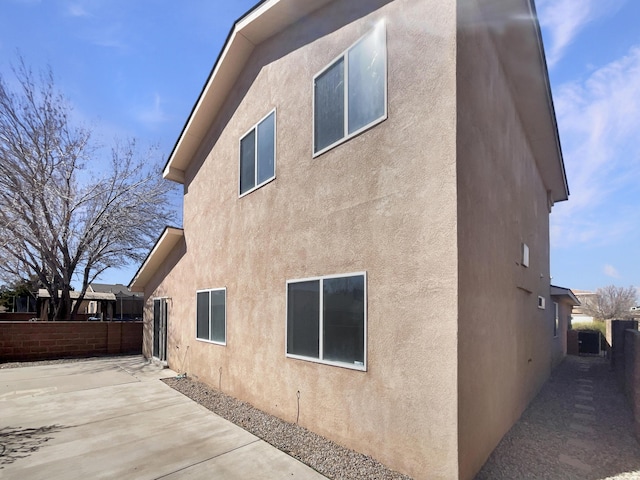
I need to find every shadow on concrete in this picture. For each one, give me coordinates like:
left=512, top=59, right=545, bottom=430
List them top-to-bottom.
left=0, top=425, right=68, bottom=468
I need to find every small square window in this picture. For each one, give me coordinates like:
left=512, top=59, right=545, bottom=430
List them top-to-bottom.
left=240, top=110, right=276, bottom=196
left=196, top=288, right=226, bottom=344
left=538, top=296, right=546, bottom=310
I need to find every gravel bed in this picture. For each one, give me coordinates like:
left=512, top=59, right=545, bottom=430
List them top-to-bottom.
left=475, top=356, right=640, bottom=480
left=163, top=376, right=412, bottom=480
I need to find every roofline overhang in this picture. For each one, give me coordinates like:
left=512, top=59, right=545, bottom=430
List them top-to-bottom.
left=162, top=0, right=334, bottom=184
left=469, top=0, right=569, bottom=204
left=528, top=0, right=569, bottom=203
left=129, top=227, right=185, bottom=292
left=550, top=285, right=580, bottom=306
left=37, top=289, right=116, bottom=301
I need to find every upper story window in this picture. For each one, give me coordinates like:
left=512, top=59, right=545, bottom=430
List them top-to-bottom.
left=313, top=21, right=387, bottom=156
left=240, top=109, right=276, bottom=196
left=286, top=272, right=366, bottom=370
left=196, top=288, right=226, bottom=345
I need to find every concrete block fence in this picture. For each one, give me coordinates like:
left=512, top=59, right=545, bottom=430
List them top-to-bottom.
left=609, top=320, right=640, bottom=442
left=0, top=321, right=142, bottom=362
left=623, top=329, right=640, bottom=440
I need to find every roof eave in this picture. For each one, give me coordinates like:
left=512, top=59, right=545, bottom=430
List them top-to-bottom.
left=162, top=0, right=334, bottom=184
left=480, top=0, right=569, bottom=204
left=528, top=0, right=569, bottom=203
left=129, top=227, right=185, bottom=292
left=550, top=285, right=581, bottom=306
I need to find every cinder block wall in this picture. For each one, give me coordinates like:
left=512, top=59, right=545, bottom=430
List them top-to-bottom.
left=611, top=320, right=638, bottom=380
left=0, top=321, right=142, bottom=362
left=624, top=329, right=640, bottom=440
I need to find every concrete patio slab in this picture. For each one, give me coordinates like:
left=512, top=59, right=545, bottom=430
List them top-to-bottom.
left=0, top=356, right=326, bottom=480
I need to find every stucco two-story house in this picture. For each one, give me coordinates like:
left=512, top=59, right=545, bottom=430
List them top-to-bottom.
left=130, top=0, right=569, bottom=478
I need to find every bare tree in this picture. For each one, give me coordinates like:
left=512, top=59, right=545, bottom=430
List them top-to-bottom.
left=0, top=58, right=176, bottom=320
left=581, top=285, right=638, bottom=320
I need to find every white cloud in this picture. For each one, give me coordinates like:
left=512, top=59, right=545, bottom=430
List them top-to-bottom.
left=538, top=0, right=626, bottom=67
left=67, top=4, right=91, bottom=17
left=85, top=23, right=128, bottom=49
left=551, top=46, right=640, bottom=247
left=604, top=264, right=621, bottom=278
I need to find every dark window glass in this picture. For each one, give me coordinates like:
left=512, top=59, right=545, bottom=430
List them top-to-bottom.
left=348, top=26, right=385, bottom=134
left=314, top=58, right=344, bottom=153
left=257, top=112, right=275, bottom=185
left=240, top=130, right=256, bottom=194
left=323, top=276, right=365, bottom=364
left=287, top=280, right=320, bottom=358
left=210, top=289, right=226, bottom=343
left=196, top=291, right=210, bottom=340
left=153, top=299, right=160, bottom=357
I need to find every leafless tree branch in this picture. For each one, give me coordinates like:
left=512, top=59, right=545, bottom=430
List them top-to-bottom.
left=0, top=57, right=176, bottom=320
left=581, top=285, right=638, bottom=320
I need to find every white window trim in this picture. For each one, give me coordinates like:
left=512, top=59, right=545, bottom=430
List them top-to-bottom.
left=312, top=21, right=387, bottom=157
left=239, top=109, right=277, bottom=198
left=522, top=243, right=529, bottom=267
left=285, top=271, right=367, bottom=371
left=195, top=287, right=227, bottom=346
left=538, top=296, right=546, bottom=310
left=553, top=301, right=559, bottom=338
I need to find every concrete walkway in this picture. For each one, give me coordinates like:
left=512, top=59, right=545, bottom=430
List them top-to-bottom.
left=476, top=355, right=640, bottom=479
left=0, top=356, right=327, bottom=480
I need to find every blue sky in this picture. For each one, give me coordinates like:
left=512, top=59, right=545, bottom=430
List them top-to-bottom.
left=0, top=0, right=638, bottom=293
left=537, top=0, right=640, bottom=291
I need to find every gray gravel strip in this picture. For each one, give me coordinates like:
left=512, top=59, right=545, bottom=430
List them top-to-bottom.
left=475, top=356, right=640, bottom=480
left=163, top=376, right=412, bottom=480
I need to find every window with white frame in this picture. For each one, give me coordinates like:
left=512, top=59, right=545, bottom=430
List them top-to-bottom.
left=313, top=22, right=387, bottom=155
left=240, top=110, right=276, bottom=196
left=286, top=273, right=366, bottom=369
left=196, top=288, right=226, bottom=344
left=553, top=302, right=559, bottom=337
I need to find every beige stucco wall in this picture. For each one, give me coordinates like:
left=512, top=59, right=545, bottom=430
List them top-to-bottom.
left=144, top=1, right=459, bottom=478
left=456, top=1, right=555, bottom=478
left=550, top=297, right=572, bottom=368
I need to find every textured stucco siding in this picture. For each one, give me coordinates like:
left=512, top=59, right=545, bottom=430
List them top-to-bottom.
left=144, top=0, right=458, bottom=479
left=456, top=2, right=554, bottom=478
left=550, top=298, right=572, bottom=368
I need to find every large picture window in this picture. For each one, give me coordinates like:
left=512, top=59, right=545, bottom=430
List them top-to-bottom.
left=313, top=22, right=386, bottom=155
left=240, top=109, right=276, bottom=196
left=286, top=272, right=366, bottom=370
left=196, top=288, right=226, bottom=344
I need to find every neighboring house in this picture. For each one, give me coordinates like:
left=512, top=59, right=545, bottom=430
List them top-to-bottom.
left=130, top=1, right=569, bottom=478
left=87, top=283, right=144, bottom=320
left=27, top=284, right=142, bottom=321
left=550, top=285, right=580, bottom=367
left=36, top=289, right=116, bottom=320
left=571, top=289, right=596, bottom=324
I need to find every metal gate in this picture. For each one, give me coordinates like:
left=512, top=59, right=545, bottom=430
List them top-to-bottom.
left=578, top=331, right=600, bottom=355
